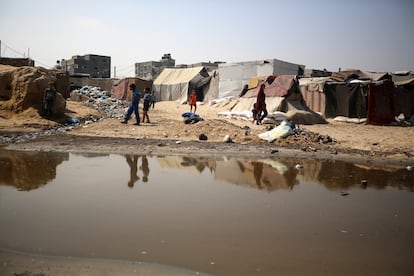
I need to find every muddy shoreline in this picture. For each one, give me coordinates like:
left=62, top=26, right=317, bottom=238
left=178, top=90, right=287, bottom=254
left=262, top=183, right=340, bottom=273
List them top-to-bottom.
left=3, top=132, right=412, bottom=168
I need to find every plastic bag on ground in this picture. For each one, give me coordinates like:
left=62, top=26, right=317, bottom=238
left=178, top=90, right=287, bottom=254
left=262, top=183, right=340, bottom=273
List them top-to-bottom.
left=258, top=120, right=295, bottom=142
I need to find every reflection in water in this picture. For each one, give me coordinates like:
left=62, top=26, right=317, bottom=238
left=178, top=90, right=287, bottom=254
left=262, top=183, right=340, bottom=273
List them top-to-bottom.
left=0, top=149, right=412, bottom=193
left=1, top=149, right=413, bottom=275
left=0, top=150, right=68, bottom=191
left=125, top=155, right=151, bottom=187
left=126, top=155, right=139, bottom=188
left=140, top=155, right=150, bottom=183
left=156, top=156, right=413, bottom=192
left=156, top=156, right=301, bottom=191
left=299, top=159, right=414, bottom=192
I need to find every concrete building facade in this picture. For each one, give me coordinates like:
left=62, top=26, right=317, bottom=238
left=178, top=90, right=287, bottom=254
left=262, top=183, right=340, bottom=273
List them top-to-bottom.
left=135, top=53, right=175, bottom=80
left=61, top=54, right=111, bottom=78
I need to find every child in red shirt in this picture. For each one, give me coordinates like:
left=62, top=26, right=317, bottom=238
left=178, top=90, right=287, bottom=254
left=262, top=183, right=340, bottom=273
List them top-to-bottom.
left=189, top=90, right=197, bottom=113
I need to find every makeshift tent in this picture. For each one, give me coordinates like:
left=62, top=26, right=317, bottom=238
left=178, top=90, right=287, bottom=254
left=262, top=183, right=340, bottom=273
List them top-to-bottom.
left=218, top=59, right=305, bottom=99
left=152, top=67, right=211, bottom=103
left=201, top=70, right=219, bottom=104
left=331, top=70, right=388, bottom=82
left=299, top=71, right=413, bottom=123
left=391, top=71, right=414, bottom=86
left=392, top=72, right=414, bottom=119
left=231, top=75, right=325, bottom=124
left=112, top=77, right=152, bottom=101
left=299, top=77, right=331, bottom=114
left=367, top=80, right=395, bottom=124
left=323, top=82, right=369, bottom=119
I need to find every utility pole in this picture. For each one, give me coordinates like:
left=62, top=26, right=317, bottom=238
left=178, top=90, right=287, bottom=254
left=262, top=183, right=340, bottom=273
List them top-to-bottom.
left=114, top=66, right=116, bottom=78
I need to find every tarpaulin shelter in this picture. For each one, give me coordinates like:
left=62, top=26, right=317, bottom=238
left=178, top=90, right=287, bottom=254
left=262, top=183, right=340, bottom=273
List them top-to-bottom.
left=218, top=59, right=305, bottom=99
left=152, top=67, right=211, bottom=103
left=300, top=70, right=388, bottom=119
left=331, top=70, right=388, bottom=82
left=392, top=71, right=414, bottom=119
left=231, top=75, right=325, bottom=124
left=231, top=75, right=300, bottom=113
left=112, top=77, right=152, bottom=102
left=299, top=77, right=331, bottom=114
left=367, top=80, right=395, bottom=124
left=323, top=82, right=369, bottom=119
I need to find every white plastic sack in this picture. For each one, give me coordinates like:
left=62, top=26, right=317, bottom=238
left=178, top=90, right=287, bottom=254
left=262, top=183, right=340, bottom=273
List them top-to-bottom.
left=258, top=120, right=295, bottom=142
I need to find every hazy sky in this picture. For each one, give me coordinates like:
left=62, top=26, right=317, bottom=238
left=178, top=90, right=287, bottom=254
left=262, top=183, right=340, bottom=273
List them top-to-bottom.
left=1, top=0, right=413, bottom=77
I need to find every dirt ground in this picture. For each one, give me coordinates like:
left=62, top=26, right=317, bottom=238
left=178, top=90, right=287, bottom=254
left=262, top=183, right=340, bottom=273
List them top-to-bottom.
left=1, top=99, right=413, bottom=275
left=1, top=100, right=413, bottom=167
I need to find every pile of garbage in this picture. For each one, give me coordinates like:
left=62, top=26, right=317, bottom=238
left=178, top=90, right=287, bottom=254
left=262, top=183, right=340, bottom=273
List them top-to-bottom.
left=70, top=86, right=128, bottom=119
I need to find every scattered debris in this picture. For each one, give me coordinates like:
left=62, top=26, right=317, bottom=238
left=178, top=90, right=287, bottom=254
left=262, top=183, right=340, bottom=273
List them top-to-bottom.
left=182, top=112, right=204, bottom=124
left=67, top=117, right=80, bottom=124
left=199, top=133, right=208, bottom=141
left=223, top=135, right=233, bottom=143
left=295, top=164, right=303, bottom=169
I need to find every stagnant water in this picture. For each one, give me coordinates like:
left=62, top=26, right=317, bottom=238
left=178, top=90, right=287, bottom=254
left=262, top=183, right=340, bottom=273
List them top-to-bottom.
left=0, top=149, right=413, bottom=275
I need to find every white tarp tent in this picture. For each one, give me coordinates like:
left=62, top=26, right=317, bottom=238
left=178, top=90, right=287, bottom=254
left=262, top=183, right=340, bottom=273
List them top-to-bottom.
left=218, top=59, right=305, bottom=99
left=152, top=66, right=211, bottom=103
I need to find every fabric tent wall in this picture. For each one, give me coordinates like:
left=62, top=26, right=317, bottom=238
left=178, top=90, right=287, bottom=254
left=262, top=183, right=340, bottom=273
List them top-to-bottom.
left=218, top=59, right=305, bottom=99
left=218, top=61, right=264, bottom=99
left=152, top=67, right=210, bottom=103
left=203, top=70, right=219, bottom=104
left=392, top=72, right=414, bottom=118
left=232, top=75, right=302, bottom=113
left=232, top=75, right=325, bottom=124
left=112, top=77, right=152, bottom=101
left=299, top=77, right=331, bottom=114
left=367, top=80, right=395, bottom=124
left=323, top=82, right=368, bottom=118
left=394, top=86, right=414, bottom=118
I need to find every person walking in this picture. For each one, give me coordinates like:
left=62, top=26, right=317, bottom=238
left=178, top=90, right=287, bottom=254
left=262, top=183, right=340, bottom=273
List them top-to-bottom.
left=121, top=83, right=141, bottom=125
left=254, top=83, right=268, bottom=125
left=142, top=87, right=151, bottom=123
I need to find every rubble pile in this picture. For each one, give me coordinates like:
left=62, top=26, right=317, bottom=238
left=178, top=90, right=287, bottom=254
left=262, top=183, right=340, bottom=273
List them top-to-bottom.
left=70, top=85, right=128, bottom=119
left=0, top=124, right=78, bottom=144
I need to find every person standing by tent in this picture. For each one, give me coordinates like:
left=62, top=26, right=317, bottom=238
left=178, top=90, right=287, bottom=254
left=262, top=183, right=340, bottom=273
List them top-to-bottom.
left=43, top=81, right=57, bottom=117
left=121, top=83, right=141, bottom=125
left=254, top=83, right=268, bottom=125
left=142, top=87, right=151, bottom=123
left=189, top=89, right=197, bottom=113
left=150, top=90, right=156, bottom=109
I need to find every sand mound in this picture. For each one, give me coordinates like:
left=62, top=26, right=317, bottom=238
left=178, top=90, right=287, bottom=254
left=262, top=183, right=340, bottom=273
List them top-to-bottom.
left=0, top=65, right=66, bottom=115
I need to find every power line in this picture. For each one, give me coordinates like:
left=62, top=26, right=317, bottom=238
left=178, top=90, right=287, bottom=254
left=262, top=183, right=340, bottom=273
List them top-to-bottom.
left=1, top=40, right=53, bottom=68
left=1, top=41, right=26, bottom=57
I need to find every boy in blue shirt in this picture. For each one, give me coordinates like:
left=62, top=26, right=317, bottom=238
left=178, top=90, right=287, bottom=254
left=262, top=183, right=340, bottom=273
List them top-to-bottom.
left=121, top=83, right=141, bottom=125
left=142, top=87, right=152, bottom=123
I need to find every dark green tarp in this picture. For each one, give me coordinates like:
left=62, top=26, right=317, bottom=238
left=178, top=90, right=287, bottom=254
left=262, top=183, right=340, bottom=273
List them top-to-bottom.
left=323, top=83, right=367, bottom=118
